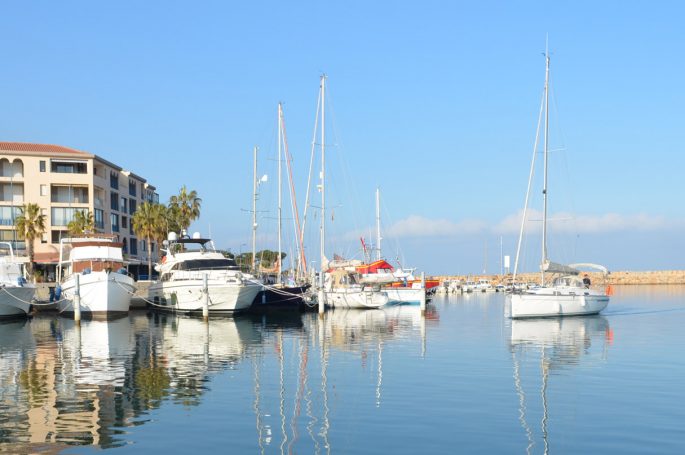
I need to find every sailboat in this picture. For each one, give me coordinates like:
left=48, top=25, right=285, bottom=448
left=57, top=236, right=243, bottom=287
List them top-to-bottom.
left=510, top=50, right=610, bottom=319
left=314, top=75, right=389, bottom=310
left=251, top=104, right=311, bottom=311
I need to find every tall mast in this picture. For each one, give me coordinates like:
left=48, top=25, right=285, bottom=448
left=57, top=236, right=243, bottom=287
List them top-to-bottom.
left=541, top=49, right=550, bottom=285
left=319, top=75, right=326, bottom=283
left=277, top=103, right=283, bottom=284
left=252, top=146, right=258, bottom=271
left=375, top=187, right=381, bottom=261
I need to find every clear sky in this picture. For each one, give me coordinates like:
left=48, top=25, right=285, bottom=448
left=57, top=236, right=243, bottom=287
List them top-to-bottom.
left=2, top=1, right=683, bottom=274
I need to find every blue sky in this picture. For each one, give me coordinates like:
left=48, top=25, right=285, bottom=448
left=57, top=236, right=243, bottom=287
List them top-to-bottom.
left=2, top=1, right=683, bottom=274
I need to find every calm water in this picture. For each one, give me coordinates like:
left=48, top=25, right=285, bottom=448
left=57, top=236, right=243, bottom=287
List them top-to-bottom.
left=1, top=286, right=684, bottom=454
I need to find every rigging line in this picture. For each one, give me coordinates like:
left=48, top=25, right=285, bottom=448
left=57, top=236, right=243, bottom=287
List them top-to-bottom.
left=301, top=83, right=322, bottom=273
left=325, top=84, right=364, bottom=238
left=513, top=87, right=546, bottom=281
left=280, top=106, right=307, bottom=277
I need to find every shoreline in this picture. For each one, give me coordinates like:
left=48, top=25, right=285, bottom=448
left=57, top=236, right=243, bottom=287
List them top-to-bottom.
left=432, top=270, right=685, bottom=286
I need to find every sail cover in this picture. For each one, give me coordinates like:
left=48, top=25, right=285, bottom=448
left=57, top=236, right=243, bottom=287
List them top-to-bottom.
left=542, top=260, right=580, bottom=275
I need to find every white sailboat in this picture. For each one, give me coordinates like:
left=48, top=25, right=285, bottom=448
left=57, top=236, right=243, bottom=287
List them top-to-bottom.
left=510, top=50, right=609, bottom=319
left=314, top=75, right=389, bottom=310
left=57, top=236, right=135, bottom=317
left=0, top=242, right=35, bottom=318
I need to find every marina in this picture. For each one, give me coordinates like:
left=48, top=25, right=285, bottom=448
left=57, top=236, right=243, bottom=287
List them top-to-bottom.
left=1, top=2, right=683, bottom=452
left=0, top=286, right=683, bottom=452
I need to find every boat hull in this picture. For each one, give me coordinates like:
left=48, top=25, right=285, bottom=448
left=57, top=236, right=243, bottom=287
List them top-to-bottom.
left=59, top=271, right=135, bottom=317
left=149, top=280, right=261, bottom=314
left=251, top=284, right=312, bottom=312
left=0, top=285, right=35, bottom=318
left=384, top=287, right=425, bottom=305
left=323, top=289, right=389, bottom=309
left=510, top=292, right=609, bottom=318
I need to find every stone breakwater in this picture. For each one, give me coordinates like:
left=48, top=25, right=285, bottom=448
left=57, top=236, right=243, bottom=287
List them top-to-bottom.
left=434, top=270, right=685, bottom=286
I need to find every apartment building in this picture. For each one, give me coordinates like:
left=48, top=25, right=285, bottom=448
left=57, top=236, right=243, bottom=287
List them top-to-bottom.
left=0, top=142, right=160, bottom=279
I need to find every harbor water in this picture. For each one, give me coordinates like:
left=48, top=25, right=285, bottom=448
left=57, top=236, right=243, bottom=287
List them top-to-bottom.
left=1, top=285, right=684, bottom=453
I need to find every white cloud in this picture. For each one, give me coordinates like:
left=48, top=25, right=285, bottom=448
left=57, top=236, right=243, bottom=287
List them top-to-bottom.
left=493, top=210, right=681, bottom=235
left=366, top=211, right=685, bottom=240
left=382, top=215, right=488, bottom=238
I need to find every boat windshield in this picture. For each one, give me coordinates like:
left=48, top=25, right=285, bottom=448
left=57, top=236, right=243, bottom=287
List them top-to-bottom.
left=174, top=258, right=239, bottom=271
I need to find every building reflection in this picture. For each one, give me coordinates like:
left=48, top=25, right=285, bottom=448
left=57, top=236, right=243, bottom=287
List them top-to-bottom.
left=0, top=305, right=437, bottom=451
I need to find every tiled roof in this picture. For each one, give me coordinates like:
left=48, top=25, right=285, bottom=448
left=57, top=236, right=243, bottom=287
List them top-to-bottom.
left=0, top=142, right=92, bottom=157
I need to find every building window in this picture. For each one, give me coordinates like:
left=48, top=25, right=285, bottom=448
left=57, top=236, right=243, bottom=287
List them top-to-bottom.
left=51, top=160, right=87, bottom=174
left=40, top=161, right=46, bottom=172
left=110, top=171, right=119, bottom=190
left=129, top=180, right=137, bottom=197
left=40, top=185, right=48, bottom=197
left=51, top=185, right=88, bottom=204
left=110, top=192, right=119, bottom=211
left=120, top=196, right=127, bottom=214
left=129, top=199, right=137, bottom=215
left=0, top=207, right=21, bottom=226
left=51, top=207, right=86, bottom=226
left=94, top=209, right=104, bottom=229
left=110, top=213, right=119, bottom=232
left=122, top=216, right=128, bottom=230
left=51, top=230, right=69, bottom=243
left=41, top=233, right=48, bottom=244
left=122, top=238, right=128, bottom=254
left=130, top=238, right=138, bottom=255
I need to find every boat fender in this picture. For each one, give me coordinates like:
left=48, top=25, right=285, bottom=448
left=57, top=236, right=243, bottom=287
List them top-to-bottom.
left=83, top=267, right=91, bottom=275
left=118, top=267, right=127, bottom=275
left=17, top=276, right=27, bottom=287
left=54, top=285, right=62, bottom=301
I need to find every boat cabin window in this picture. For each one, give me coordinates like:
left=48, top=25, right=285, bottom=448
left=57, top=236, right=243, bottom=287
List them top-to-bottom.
left=173, top=258, right=239, bottom=271
left=552, top=276, right=583, bottom=287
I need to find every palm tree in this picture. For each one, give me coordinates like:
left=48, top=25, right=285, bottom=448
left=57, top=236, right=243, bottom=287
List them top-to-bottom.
left=168, top=185, right=201, bottom=233
left=132, top=202, right=166, bottom=279
left=14, top=203, right=47, bottom=278
left=67, top=210, right=94, bottom=236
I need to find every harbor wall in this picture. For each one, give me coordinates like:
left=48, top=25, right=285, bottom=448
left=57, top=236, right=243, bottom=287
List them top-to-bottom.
left=433, top=270, right=685, bottom=286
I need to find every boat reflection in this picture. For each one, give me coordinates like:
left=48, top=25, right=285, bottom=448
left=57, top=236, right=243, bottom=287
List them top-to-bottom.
left=251, top=305, right=437, bottom=454
left=0, top=313, right=263, bottom=449
left=509, top=316, right=611, bottom=454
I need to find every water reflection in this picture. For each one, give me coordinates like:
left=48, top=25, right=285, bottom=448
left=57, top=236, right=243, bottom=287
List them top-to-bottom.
left=0, top=305, right=435, bottom=452
left=509, top=316, right=611, bottom=454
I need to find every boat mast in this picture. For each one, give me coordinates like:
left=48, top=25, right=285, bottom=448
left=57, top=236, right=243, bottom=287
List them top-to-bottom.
left=541, top=49, right=550, bottom=285
left=319, top=75, right=326, bottom=288
left=277, top=103, right=283, bottom=285
left=252, top=146, right=258, bottom=272
left=375, top=187, right=381, bottom=261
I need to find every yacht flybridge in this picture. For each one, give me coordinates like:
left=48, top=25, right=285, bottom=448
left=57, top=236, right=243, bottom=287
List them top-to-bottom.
left=148, top=232, right=262, bottom=314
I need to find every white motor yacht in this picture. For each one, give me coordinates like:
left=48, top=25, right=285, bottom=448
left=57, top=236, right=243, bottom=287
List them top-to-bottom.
left=148, top=232, right=261, bottom=314
left=57, top=236, right=135, bottom=317
left=0, top=242, right=35, bottom=318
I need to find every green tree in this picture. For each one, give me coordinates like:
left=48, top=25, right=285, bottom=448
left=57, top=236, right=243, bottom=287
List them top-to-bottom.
left=168, top=185, right=201, bottom=233
left=132, top=202, right=166, bottom=279
left=14, top=203, right=47, bottom=278
left=67, top=210, right=94, bottom=236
